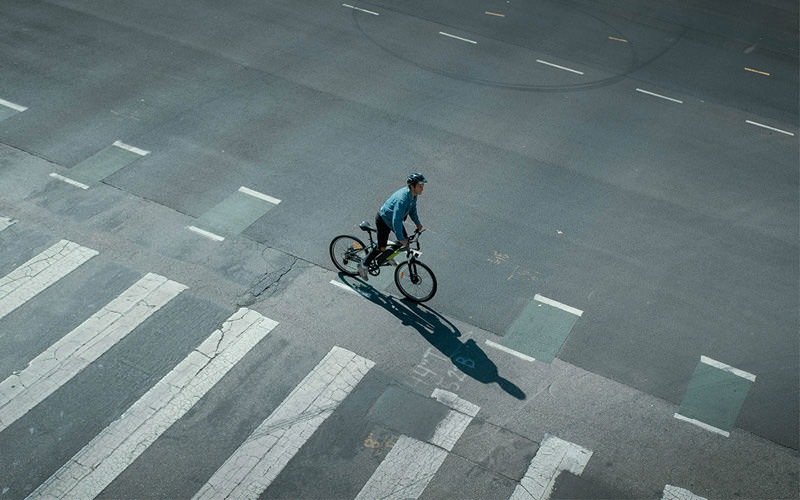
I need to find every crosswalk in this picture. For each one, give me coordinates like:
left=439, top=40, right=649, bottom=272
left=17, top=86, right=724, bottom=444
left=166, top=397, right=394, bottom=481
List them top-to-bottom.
left=0, top=218, right=706, bottom=500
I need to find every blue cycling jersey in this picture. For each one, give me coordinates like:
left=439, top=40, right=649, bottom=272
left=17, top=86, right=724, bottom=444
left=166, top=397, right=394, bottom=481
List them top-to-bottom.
left=379, top=187, right=420, bottom=240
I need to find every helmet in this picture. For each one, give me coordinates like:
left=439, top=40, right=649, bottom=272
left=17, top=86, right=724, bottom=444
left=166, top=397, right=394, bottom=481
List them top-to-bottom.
left=407, top=172, right=427, bottom=185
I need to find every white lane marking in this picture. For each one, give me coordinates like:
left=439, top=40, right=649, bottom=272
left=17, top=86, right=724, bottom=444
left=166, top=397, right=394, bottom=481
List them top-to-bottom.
left=342, top=3, right=379, bottom=15
left=485, top=11, right=506, bottom=17
left=439, top=32, right=478, bottom=44
left=608, top=35, right=628, bottom=43
left=536, top=59, right=584, bottom=75
left=743, top=67, right=770, bottom=76
left=635, top=88, right=684, bottom=104
left=0, top=98, right=27, bottom=112
left=745, top=120, right=795, bottom=136
left=112, top=140, right=150, bottom=156
left=48, top=172, right=90, bottom=189
left=238, top=186, right=282, bottom=205
left=0, top=216, right=16, bottom=232
left=188, top=225, right=226, bottom=241
left=0, top=240, right=98, bottom=321
left=0, top=273, right=186, bottom=433
left=330, top=279, right=361, bottom=295
left=534, top=294, right=583, bottom=317
left=30, top=308, right=278, bottom=499
left=484, top=340, right=536, bottom=362
left=194, top=346, right=373, bottom=500
left=700, top=355, right=756, bottom=382
left=356, top=390, right=479, bottom=499
left=672, top=412, right=730, bottom=437
left=510, top=434, right=593, bottom=500
left=663, top=484, right=708, bottom=500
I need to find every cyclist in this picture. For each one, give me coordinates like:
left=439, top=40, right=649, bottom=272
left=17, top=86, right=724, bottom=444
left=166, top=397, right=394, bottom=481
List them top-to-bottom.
left=359, top=172, right=426, bottom=280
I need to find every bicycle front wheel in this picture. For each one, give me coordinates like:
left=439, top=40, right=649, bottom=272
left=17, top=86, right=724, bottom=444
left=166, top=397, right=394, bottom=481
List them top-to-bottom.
left=329, top=235, right=368, bottom=276
left=394, top=260, right=437, bottom=302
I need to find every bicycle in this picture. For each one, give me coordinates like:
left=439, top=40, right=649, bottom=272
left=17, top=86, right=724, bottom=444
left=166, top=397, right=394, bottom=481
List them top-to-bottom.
left=329, top=221, right=438, bottom=302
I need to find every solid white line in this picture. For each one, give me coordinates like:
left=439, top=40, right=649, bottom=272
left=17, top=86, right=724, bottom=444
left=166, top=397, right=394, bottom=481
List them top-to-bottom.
left=342, top=3, right=379, bottom=15
left=439, top=32, right=478, bottom=44
left=536, top=59, right=584, bottom=75
left=635, top=88, right=684, bottom=104
left=0, top=98, right=27, bottom=112
left=745, top=120, right=795, bottom=136
left=112, top=140, right=150, bottom=156
left=49, top=172, right=90, bottom=189
left=238, top=186, right=282, bottom=205
left=0, top=216, right=16, bottom=232
left=188, top=225, right=226, bottom=241
left=0, top=240, right=98, bottom=321
left=0, top=273, right=186, bottom=433
left=330, top=279, right=360, bottom=294
left=534, top=294, right=584, bottom=317
left=30, top=308, right=278, bottom=499
left=485, top=340, right=536, bottom=362
left=194, top=346, right=373, bottom=500
left=700, top=355, right=756, bottom=382
left=355, top=391, right=478, bottom=499
left=673, top=413, right=730, bottom=437
left=511, top=434, right=593, bottom=500
left=662, top=484, right=708, bottom=500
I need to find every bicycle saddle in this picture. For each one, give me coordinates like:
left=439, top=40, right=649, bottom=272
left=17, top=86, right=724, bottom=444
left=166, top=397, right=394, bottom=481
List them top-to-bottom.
left=359, top=221, right=376, bottom=232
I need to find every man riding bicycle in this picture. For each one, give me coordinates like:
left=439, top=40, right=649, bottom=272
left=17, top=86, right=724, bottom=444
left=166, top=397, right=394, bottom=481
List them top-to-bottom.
left=358, top=172, right=426, bottom=280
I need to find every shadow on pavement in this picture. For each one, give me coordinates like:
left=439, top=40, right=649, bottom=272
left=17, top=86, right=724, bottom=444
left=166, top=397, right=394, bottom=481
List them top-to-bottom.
left=340, top=274, right=526, bottom=400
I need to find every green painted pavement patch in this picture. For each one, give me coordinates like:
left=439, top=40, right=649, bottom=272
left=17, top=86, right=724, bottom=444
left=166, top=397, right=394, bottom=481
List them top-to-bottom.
left=194, top=187, right=280, bottom=237
left=499, top=295, right=582, bottom=363
left=676, top=356, right=755, bottom=436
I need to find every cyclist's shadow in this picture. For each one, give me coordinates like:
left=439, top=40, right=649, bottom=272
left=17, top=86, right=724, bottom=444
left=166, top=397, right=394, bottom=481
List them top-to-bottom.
left=340, top=275, right=526, bottom=400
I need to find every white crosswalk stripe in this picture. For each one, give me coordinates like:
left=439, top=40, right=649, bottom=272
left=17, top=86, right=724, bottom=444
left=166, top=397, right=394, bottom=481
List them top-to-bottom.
left=0, top=239, right=98, bottom=321
left=0, top=272, right=186, bottom=433
left=28, top=308, right=278, bottom=499
left=194, top=345, right=375, bottom=500
left=511, top=434, right=593, bottom=500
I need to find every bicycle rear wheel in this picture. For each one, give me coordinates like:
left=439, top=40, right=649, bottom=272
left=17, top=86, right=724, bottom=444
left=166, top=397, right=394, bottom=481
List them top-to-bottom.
left=329, top=235, right=368, bottom=276
left=394, top=260, right=437, bottom=302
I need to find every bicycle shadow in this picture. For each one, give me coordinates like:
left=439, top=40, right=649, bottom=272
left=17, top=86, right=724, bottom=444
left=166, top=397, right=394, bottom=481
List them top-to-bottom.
left=339, top=274, right=526, bottom=400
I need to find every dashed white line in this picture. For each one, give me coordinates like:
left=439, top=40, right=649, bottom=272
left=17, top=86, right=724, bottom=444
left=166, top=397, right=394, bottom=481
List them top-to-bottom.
left=342, top=3, right=379, bottom=15
left=439, top=31, right=478, bottom=44
left=536, top=59, right=584, bottom=75
left=635, top=88, right=684, bottom=104
left=0, top=98, right=27, bottom=112
left=745, top=120, right=795, bottom=136
left=112, top=140, right=150, bottom=156
left=49, top=172, right=90, bottom=189
left=238, top=186, right=281, bottom=205
left=188, top=225, right=226, bottom=241
left=330, top=279, right=360, bottom=294
left=535, top=294, right=584, bottom=317
left=485, top=340, right=536, bottom=362
left=700, top=355, right=756, bottom=381
left=673, top=412, right=730, bottom=437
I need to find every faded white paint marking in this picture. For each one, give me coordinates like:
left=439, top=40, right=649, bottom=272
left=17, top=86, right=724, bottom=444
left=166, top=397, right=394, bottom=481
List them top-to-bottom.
left=342, top=3, right=379, bottom=15
left=439, top=31, right=478, bottom=44
left=536, top=59, right=584, bottom=75
left=635, top=88, right=683, bottom=104
left=0, top=98, right=27, bottom=112
left=745, top=120, right=794, bottom=136
left=112, top=140, right=149, bottom=156
left=49, top=172, right=90, bottom=189
left=238, top=186, right=281, bottom=205
left=0, top=216, right=16, bottom=232
left=188, top=225, right=226, bottom=241
left=0, top=240, right=98, bottom=321
left=0, top=273, right=185, bottom=433
left=330, top=279, right=361, bottom=295
left=534, top=294, right=583, bottom=317
left=30, top=308, right=277, bottom=499
left=485, top=340, right=537, bottom=362
left=194, top=346, right=373, bottom=499
left=700, top=355, right=756, bottom=381
left=673, top=412, right=730, bottom=437
left=511, top=434, right=593, bottom=500
left=663, top=484, right=708, bottom=500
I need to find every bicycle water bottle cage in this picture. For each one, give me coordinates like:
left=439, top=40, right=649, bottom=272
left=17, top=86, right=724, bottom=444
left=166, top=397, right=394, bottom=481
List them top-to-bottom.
left=359, top=221, right=376, bottom=233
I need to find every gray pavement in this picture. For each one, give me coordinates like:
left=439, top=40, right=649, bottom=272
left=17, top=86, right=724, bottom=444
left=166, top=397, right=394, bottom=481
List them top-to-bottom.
left=0, top=0, right=797, bottom=498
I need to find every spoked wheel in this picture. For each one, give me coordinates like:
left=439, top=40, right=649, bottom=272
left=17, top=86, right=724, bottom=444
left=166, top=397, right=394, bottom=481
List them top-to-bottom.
left=329, top=235, right=368, bottom=276
left=394, top=260, right=437, bottom=302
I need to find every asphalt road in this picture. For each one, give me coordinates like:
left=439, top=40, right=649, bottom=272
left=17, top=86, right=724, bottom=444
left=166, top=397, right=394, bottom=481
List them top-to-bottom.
left=0, top=0, right=797, bottom=498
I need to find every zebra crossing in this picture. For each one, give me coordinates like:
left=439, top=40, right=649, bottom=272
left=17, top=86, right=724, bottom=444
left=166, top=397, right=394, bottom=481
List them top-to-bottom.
left=1, top=217, right=707, bottom=500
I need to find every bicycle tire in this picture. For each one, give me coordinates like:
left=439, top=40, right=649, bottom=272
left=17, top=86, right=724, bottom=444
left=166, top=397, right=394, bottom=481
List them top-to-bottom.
left=329, top=235, right=368, bottom=276
left=394, top=260, right=437, bottom=302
